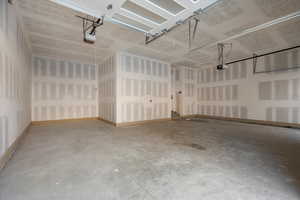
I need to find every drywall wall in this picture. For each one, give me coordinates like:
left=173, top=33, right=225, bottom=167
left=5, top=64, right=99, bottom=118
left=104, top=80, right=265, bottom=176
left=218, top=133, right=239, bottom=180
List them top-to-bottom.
left=0, top=1, right=32, bottom=158
left=172, top=48, right=300, bottom=124
left=31, top=51, right=171, bottom=124
left=115, top=52, right=171, bottom=123
left=98, top=55, right=116, bottom=123
left=31, top=56, right=98, bottom=121
left=171, top=67, right=184, bottom=114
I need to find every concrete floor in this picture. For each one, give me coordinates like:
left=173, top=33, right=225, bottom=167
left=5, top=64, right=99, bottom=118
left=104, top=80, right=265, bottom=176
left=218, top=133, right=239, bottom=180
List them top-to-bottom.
left=0, top=119, right=300, bottom=200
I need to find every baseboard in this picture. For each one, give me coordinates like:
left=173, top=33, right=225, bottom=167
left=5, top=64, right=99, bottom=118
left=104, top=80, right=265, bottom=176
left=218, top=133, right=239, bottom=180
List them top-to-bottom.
left=181, top=114, right=198, bottom=119
left=183, top=115, right=300, bottom=129
left=31, top=117, right=99, bottom=126
left=98, top=117, right=117, bottom=126
left=116, top=118, right=171, bottom=127
left=0, top=123, right=31, bottom=171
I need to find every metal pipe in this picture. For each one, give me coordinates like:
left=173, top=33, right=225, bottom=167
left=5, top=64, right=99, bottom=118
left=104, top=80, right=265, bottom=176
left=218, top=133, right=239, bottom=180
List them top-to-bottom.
left=192, top=19, right=199, bottom=40
left=145, top=23, right=180, bottom=44
left=225, top=45, right=300, bottom=65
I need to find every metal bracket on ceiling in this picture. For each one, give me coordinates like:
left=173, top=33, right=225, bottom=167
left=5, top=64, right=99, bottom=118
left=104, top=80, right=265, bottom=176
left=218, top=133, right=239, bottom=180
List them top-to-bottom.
left=145, top=1, right=222, bottom=45
left=145, top=12, right=202, bottom=45
left=76, top=15, right=104, bottom=44
left=77, top=15, right=104, bottom=35
left=188, top=18, right=200, bottom=49
left=216, top=43, right=232, bottom=71
left=252, top=53, right=258, bottom=74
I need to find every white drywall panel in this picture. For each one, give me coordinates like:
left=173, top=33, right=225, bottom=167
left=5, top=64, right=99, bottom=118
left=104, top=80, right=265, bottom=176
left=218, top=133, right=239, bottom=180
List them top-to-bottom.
left=0, top=1, right=32, bottom=157
left=172, top=48, right=300, bottom=124
left=115, top=52, right=172, bottom=123
left=98, top=55, right=117, bottom=123
left=31, top=56, right=98, bottom=121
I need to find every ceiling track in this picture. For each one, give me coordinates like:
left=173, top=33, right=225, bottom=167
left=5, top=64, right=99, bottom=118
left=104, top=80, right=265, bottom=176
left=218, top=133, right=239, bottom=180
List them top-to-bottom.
left=49, top=0, right=148, bottom=33
left=50, top=0, right=223, bottom=41
left=145, top=0, right=222, bottom=45
left=189, top=9, right=300, bottom=53
left=227, top=45, right=300, bottom=66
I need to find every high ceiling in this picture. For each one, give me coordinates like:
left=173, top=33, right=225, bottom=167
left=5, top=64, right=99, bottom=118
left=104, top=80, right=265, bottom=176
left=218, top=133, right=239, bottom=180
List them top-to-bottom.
left=17, top=0, right=300, bottom=67
left=49, top=0, right=220, bottom=34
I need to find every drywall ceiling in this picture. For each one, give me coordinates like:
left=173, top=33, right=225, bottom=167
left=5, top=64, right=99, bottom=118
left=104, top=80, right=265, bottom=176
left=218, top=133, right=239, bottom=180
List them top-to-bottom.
left=17, top=0, right=300, bottom=66
left=49, top=0, right=219, bottom=34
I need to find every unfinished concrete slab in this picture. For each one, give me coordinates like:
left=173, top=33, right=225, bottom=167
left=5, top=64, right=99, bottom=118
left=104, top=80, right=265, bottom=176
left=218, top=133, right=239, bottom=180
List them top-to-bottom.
left=1, top=1, right=300, bottom=200
left=0, top=120, right=300, bottom=200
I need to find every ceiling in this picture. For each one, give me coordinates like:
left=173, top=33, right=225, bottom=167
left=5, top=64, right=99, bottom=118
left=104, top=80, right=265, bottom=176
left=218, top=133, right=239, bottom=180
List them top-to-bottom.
left=16, top=0, right=300, bottom=67
left=49, top=0, right=219, bottom=34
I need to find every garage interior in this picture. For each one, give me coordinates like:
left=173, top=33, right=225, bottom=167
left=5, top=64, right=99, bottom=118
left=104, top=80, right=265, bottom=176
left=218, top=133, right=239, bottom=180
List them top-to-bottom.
left=0, top=0, right=300, bottom=199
